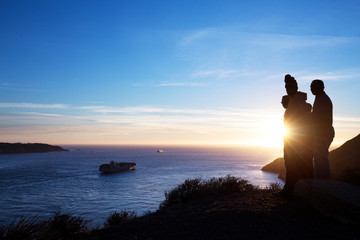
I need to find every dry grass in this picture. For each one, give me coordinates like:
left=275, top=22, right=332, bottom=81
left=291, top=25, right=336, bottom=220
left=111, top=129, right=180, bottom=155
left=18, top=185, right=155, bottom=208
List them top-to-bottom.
left=0, top=212, right=91, bottom=240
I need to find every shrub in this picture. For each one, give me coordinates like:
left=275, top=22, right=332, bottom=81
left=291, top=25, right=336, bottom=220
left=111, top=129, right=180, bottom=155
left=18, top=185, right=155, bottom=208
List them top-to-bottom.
left=160, top=175, right=255, bottom=208
left=265, top=182, right=283, bottom=190
left=105, top=210, right=137, bottom=226
left=41, top=212, right=91, bottom=239
left=0, top=213, right=91, bottom=240
left=0, top=216, right=39, bottom=240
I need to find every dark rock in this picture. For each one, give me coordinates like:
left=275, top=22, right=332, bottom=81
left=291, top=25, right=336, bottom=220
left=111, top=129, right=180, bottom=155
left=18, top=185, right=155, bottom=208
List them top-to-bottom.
left=262, top=133, right=360, bottom=184
left=329, top=134, right=360, bottom=181
left=261, top=157, right=286, bottom=180
left=293, top=179, right=360, bottom=224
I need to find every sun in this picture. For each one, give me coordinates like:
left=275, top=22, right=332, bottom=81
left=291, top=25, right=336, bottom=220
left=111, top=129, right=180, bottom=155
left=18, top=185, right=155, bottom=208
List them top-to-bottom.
left=261, top=119, right=287, bottom=147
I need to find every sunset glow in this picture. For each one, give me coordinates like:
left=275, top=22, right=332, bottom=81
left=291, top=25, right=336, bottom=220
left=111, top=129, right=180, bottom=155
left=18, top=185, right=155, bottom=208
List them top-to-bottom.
left=1, top=1, right=360, bottom=147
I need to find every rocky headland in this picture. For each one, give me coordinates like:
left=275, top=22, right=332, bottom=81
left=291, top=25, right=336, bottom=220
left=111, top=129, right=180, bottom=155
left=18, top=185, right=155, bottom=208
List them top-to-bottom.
left=262, top=134, right=360, bottom=185
left=0, top=142, right=68, bottom=154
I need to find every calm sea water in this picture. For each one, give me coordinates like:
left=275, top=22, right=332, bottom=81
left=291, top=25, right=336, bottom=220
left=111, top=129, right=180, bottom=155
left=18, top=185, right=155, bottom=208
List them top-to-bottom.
left=0, top=145, right=283, bottom=227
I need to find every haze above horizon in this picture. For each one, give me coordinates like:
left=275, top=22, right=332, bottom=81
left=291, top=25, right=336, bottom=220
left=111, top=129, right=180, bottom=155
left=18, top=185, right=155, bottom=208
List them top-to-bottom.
left=1, top=0, right=360, bottom=147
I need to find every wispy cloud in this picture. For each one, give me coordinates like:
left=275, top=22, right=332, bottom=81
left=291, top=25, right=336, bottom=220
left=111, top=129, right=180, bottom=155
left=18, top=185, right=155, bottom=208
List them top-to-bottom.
left=132, top=28, right=360, bottom=89
left=169, top=28, right=360, bottom=89
left=176, top=28, right=360, bottom=66
left=179, top=28, right=358, bottom=50
left=178, top=29, right=214, bottom=46
left=245, top=33, right=354, bottom=49
left=190, top=69, right=239, bottom=79
left=294, top=69, right=360, bottom=83
left=133, top=80, right=208, bottom=88
left=156, top=81, right=205, bottom=87
left=0, top=82, right=39, bottom=92
left=1, top=101, right=359, bottom=146
left=0, top=103, right=69, bottom=109
left=1, top=104, right=285, bottom=145
left=78, top=105, right=277, bottom=116
left=78, top=105, right=169, bottom=114
left=334, top=116, right=360, bottom=123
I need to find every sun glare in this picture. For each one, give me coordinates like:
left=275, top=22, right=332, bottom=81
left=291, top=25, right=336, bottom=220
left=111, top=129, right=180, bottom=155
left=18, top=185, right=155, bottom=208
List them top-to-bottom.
left=261, top=119, right=286, bottom=147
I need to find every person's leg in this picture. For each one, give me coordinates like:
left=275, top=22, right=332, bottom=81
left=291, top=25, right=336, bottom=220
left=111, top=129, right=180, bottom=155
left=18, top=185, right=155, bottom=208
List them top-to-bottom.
left=304, top=138, right=314, bottom=179
left=313, top=138, right=332, bottom=179
left=299, top=139, right=314, bottom=179
left=282, top=153, right=301, bottom=198
left=297, top=157, right=313, bottom=180
left=283, top=166, right=295, bottom=195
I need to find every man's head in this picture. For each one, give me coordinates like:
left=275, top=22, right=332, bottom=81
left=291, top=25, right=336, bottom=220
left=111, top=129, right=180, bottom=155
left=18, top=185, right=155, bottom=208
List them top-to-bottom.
left=284, top=74, right=298, bottom=97
left=311, top=79, right=325, bottom=96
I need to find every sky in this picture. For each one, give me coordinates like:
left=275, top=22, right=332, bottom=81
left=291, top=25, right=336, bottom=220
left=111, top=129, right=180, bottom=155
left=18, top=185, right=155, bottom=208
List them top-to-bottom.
left=1, top=0, right=360, bottom=147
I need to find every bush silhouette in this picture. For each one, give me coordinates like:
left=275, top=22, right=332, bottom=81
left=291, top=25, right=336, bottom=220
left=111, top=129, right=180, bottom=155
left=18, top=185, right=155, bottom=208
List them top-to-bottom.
left=160, top=175, right=255, bottom=208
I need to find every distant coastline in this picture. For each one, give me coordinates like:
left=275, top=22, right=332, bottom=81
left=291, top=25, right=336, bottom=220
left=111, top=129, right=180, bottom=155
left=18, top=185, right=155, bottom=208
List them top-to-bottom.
left=0, top=142, right=68, bottom=154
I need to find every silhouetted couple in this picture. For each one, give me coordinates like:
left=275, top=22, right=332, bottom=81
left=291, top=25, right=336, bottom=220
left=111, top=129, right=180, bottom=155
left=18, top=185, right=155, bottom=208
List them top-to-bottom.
left=277, top=74, right=334, bottom=199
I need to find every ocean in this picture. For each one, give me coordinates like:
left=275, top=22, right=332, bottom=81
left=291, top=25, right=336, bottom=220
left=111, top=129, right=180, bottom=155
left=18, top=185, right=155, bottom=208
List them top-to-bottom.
left=0, top=145, right=283, bottom=227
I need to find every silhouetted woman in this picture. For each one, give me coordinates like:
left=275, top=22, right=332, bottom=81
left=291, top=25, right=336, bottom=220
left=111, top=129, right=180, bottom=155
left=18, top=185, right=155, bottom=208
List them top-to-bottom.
left=279, top=74, right=313, bottom=198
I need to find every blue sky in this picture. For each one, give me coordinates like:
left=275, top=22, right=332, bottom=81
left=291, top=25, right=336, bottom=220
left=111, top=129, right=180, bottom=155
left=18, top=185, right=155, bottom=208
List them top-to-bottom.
left=1, top=0, right=360, bottom=146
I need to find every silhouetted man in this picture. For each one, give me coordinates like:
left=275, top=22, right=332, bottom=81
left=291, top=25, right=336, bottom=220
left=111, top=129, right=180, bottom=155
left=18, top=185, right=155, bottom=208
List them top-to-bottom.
left=278, top=74, right=313, bottom=198
left=311, top=80, right=334, bottom=179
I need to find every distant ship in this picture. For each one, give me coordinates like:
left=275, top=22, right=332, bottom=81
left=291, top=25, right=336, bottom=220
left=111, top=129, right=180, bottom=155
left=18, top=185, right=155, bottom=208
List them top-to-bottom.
left=157, top=149, right=163, bottom=153
left=99, top=161, right=136, bottom=173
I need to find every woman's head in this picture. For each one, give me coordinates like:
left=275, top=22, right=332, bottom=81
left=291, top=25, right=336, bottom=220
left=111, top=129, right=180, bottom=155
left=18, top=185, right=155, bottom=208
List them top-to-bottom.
left=284, top=74, right=298, bottom=97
